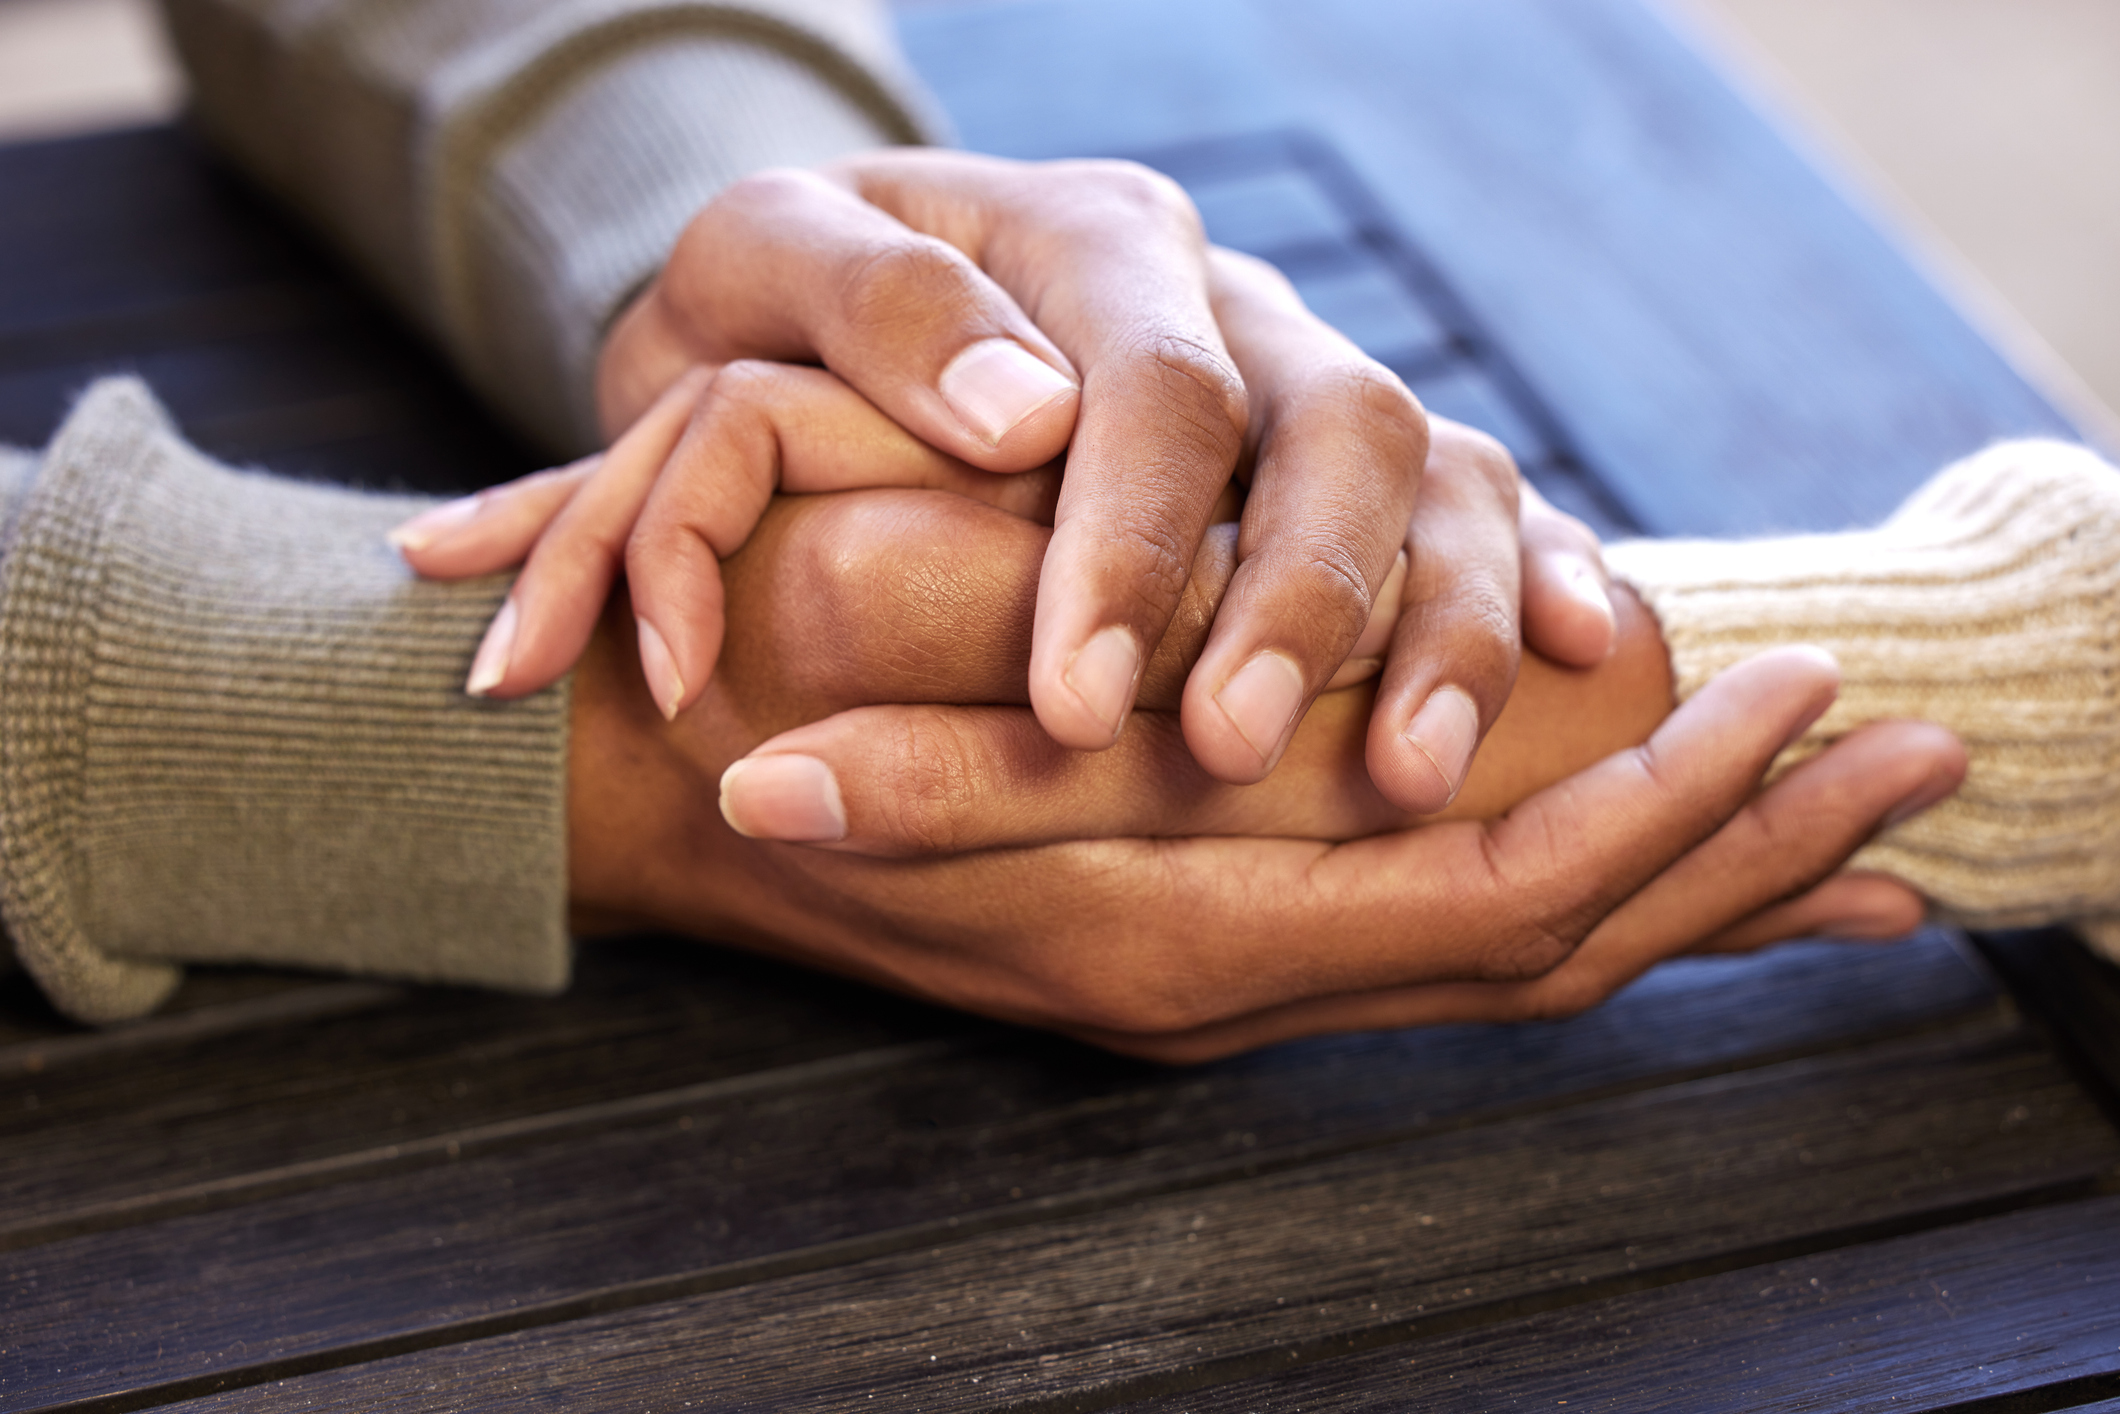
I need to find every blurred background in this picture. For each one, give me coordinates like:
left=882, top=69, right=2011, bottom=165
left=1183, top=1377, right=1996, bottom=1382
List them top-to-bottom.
left=3, top=0, right=2113, bottom=433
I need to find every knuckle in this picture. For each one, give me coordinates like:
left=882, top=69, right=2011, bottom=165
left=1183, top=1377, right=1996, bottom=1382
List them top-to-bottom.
left=1057, top=159, right=1203, bottom=228
left=715, top=166, right=816, bottom=214
left=672, top=169, right=815, bottom=297
left=836, top=237, right=978, bottom=336
left=1134, top=332, right=1251, bottom=454
left=699, top=358, right=780, bottom=409
left=1319, top=362, right=1430, bottom=463
left=1432, top=417, right=1512, bottom=469
left=1442, top=424, right=1524, bottom=499
left=776, top=499, right=897, bottom=680
left=1103, top=509, right=1199, bottom=622
left=1270, top=540, right=1373, bottom=646
left=1454, top=579, right=1522, bottom=656
left=877, top=714, right=986, bottom=854
left=1469, top=826, right=1593, bottom=982
left=1476, top=918, right=1580, bottom=984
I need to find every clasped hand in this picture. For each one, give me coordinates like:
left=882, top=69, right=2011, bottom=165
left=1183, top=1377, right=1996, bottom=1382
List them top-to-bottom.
left=392, top=151, right=1956, bottom=1061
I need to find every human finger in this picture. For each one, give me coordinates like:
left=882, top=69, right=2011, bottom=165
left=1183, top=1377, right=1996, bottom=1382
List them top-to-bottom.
left=836, top=152, right=1252, bottom=751
left=613, top=167, right=1080, bottom=469
left=1176, top=248, right=1425, bottom=783
left=623, top=362, right=1061, bottom=718
left=461, top=368, right=710, bottom=699
left=1363, top=419, right=1524, bottom=815
left=388, top=460, right=597, bottom=579
left=1518, top=479, right=1618, bottom=667
left=709, top=491, right=1237, bottom=730
left=807, top=646, right=1839, bottom=1043
left=716, top=688, right=1401, bottom=853
left=1055, top=717, right=1961, bottom=1061
left=1684, top=872, right=1930, bottom=954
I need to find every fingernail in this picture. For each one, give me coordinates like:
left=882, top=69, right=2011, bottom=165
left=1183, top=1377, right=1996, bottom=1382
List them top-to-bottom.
left=939, top=338, right=1077, bottom=447
left=387, top=494, right=481, bottom=553
left=464, top=598, right=517, bottom=697
left=636, top=617, right=685, bottom=722
left=1063, top=625, right=1141, bottom=743
left=1214, top=650, right=1307, bottom=769
left=1402, top=685, right=1480, bottom=808
left=719, top=755, right=848, bottom=842
left=1882, top=765, right=1962, bottom=829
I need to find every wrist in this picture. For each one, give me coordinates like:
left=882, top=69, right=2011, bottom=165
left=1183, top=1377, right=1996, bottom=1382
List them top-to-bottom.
left=566, top=596, right=672, bottom=934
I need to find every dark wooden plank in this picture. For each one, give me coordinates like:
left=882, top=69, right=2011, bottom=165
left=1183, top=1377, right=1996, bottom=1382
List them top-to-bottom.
left=898, top=0, right=2084, bottom=537
left=1975, top=929, right=2120, bottom=1115
left=0, top=934, right=1992, bottom=1250
left=0, top=937, right=969, bottom=1245
left=0, top=939, right=2001, bottom=1406
left=98, top=1017, right=2116, bottom=1413
left=1104, top=1196, right=2120, bottom=1414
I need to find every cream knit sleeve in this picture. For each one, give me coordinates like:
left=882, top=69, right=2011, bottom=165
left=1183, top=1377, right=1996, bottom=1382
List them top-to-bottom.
left=159, top=0, right=946, bottom=455
left=0, top=380, right=572, bottom=1025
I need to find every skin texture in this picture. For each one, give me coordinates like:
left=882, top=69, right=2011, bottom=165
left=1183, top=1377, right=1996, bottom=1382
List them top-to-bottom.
left=391, top=149, right=1966, bottom=1062
left=402, top=153, right=1621, bottom=808
left=563, top=487, right=1964, bottom=1064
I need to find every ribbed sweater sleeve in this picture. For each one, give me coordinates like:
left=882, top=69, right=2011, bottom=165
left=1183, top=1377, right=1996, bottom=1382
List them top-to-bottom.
left=159, top=0, right=946, bottom=454
left=0, top=380, right=571, bottom=1025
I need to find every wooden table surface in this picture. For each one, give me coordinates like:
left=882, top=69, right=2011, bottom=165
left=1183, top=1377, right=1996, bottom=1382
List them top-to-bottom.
left=6, top=1, right=2120, bottom=1409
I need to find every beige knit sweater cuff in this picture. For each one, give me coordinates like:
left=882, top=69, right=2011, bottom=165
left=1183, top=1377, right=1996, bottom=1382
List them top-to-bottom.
left=0, top=381, right=572, bottom=1025
left=1603, top=439, right=2120, bottom=954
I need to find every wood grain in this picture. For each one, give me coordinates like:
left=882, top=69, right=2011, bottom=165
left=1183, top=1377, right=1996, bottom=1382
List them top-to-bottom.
left=4, top=2, right=2117, bottom=1409
left=1974, top=929, right=2120, bottom=1117
left=0, top=935, right=1992, bottom=1249
left=0, top=938, right=968, bottom=1245
left=2, top=939, right=2002, bottom=1406
left=100, top=1018, right=2115, bottom=1413
left=1102, top=1196, right=2120, bottom=1413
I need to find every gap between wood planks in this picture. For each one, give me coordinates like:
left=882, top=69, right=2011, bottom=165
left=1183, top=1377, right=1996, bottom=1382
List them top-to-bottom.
left=2, top=978, right=2006, bottom=1254
left=26, top=1008, right=2112, bottom=1414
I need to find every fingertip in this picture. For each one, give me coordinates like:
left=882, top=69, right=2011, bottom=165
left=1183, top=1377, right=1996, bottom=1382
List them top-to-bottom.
left=938, top=338, right=1080, bottom=465
left=389, top=494, right=483, bottom=562
left=1524, top=553, right=1617, bottom=667
left=464, top=598, right=518, bottom=698
left=636, top=617, right=686, bottom=722
left=1039, top=624, right=1141, bottom=750
left=1216, top=650, right=1307, bottom=773
left=1406, top=684, right=1480, bottom=806
left=1373, top=685, right=1479, bottom=814
left=1872, top=721, right=1968, bottom=827
left=719, top=753, right=848, bottom=843
left=1803, top=872, right=1929, bottom=941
